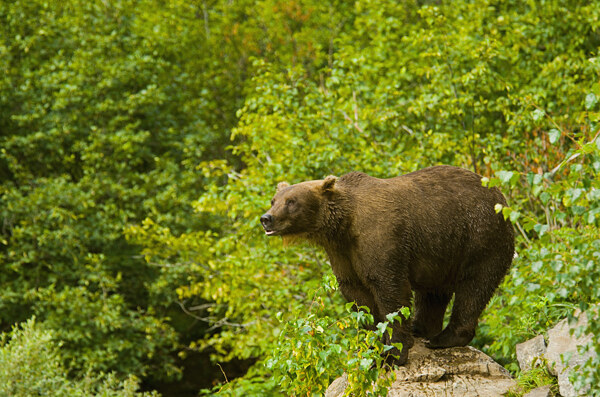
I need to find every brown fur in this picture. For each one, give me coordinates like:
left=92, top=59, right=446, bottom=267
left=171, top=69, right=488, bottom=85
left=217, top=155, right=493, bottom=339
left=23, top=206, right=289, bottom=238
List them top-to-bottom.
left=260, top=165, right=514, bottom=365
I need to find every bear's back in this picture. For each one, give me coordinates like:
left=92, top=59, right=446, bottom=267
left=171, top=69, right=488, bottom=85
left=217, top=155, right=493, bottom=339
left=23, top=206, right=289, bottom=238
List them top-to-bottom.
left=333, top=165, right=513, bottom=271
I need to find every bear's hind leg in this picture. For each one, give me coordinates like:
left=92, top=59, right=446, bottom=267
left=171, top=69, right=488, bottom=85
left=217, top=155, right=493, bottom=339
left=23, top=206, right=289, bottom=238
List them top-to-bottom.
left=426, top=257, right=507, bottom=349
left=412, top=291, right=452, bottom=339
left=426, top=294, right=476, bottom=349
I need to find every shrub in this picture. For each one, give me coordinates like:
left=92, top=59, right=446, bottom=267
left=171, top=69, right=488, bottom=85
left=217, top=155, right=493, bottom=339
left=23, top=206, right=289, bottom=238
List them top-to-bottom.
left=0, top=318, right=159, bottom=397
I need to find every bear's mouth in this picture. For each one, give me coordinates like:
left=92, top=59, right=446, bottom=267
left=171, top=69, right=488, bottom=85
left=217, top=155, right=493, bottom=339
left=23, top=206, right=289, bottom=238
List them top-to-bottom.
left=264, top=228, right=278, bottom=236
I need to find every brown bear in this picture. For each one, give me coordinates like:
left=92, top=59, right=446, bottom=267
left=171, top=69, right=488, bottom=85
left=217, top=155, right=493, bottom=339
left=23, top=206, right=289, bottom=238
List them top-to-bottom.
left=260, top=165, right=514, bottom=365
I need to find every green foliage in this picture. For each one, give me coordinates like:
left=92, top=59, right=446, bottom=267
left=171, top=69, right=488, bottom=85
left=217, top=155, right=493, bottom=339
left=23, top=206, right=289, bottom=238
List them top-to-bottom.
left=0, top=0, right=215, bottom=381
left=204, top=279, right=405, bottom=397
left=264, top=281, right=406, bottom=397
left=0, top=317, right=158, bottom=397
left=506, top=362, right=558, bottom=397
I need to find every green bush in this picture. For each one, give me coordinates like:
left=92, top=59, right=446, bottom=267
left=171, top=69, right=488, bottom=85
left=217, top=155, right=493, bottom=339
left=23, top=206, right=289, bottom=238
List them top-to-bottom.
left=265, top=273, right=407, bottom=397
left=0, top=318, right=158, bottom=397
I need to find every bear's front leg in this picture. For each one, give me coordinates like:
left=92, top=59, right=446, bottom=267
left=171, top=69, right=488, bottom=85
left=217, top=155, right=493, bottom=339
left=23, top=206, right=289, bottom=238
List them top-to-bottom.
left=368, top=275, right=414, bottom=366
left=337, top=277, right=383, bottom=328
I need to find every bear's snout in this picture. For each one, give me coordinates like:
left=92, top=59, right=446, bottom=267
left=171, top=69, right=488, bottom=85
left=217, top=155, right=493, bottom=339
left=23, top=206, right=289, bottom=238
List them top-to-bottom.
left=260, top=213, right=276, bottom=235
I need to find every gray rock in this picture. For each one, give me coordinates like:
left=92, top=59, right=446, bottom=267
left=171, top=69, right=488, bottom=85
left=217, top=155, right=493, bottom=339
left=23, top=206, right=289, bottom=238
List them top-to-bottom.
left=545, top=310, right=594, bottom=397
left=516, top=335, right=546, bottom=372
left=325, top=339, right=516, bottom=397
left=324, top=373, right=348, bottom=397
left=523, top=385, right=552, bottom=397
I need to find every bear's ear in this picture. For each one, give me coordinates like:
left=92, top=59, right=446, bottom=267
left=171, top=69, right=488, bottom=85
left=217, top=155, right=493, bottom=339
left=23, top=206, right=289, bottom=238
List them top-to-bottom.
left=322, top=175, right=338, bottom=193
left=276, top=181, right=290, bottom=192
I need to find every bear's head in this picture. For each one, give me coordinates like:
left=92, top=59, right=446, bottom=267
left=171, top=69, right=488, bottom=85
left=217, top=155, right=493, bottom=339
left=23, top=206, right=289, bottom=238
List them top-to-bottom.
left=260, top=175, right=338, bottom=239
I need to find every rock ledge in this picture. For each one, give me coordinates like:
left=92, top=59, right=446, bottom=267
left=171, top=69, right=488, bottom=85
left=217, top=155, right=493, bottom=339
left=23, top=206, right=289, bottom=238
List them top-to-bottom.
left=326, top=339, right=516, bottom=397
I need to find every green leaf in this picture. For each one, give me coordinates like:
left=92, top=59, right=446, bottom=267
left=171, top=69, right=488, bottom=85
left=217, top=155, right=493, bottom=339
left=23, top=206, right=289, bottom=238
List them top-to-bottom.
left=585, top=93, right=597, bottom=110
left=531, top=109, right=545, bottom=122
left=548, top=129, right=561, bottom=144
left=496, top=171, right=518, bottom=186
left=540, top=192, right=551, bottom=205
left=531, top=261, right=543, bottom=272
left=400, top=307, right=411, bottom=319
left=385, top=311, right=399, bottom=322
left=376, top=322, right=389, bottom=335
left=330, top=344, right=342, bottom=355
left=359, top=358, right=373, bottom=370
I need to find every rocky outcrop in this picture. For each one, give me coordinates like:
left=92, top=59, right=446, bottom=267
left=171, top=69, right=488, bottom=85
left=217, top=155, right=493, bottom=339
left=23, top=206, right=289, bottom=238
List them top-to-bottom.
left=327, top=309, right=597, bottom=397
left=516, top=309, right=596, bottom=397
left=545, top=312, right=595, bottom=397
left=516, top=335, right=546, bottom=372
left=325, top=339, right=516, bottom=397
left=523, top=385, right=552, bottom=397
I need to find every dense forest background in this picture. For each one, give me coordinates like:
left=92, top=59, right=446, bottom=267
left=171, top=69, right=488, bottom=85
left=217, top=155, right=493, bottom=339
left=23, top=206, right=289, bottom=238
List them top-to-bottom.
left=1, top=0, right=599, bottom=396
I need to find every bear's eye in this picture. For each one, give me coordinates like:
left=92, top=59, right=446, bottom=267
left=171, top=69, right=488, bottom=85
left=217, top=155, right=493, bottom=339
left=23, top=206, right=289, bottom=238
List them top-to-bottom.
left=285, top=198, right=296, bottom=207
left=271, top=199, right=275, bottom=207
